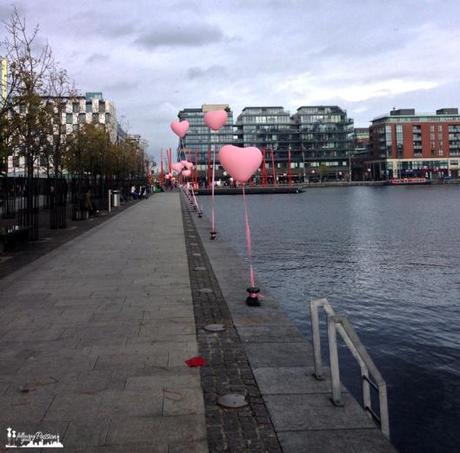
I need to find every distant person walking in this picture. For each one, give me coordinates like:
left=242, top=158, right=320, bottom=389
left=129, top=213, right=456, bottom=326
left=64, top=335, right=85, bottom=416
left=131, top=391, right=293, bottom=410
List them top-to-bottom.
left=84, top=189, right=94, bottom=216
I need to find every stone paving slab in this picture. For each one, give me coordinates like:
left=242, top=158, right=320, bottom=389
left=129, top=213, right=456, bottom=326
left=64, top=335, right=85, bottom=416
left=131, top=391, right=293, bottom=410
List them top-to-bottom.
left=0, top=193, right=207, bottom=451
left=254, top=367, right=336, bottom=395
left=265, top=393, right=376, bottom=431
left=277, top=429, right=397, bottom=453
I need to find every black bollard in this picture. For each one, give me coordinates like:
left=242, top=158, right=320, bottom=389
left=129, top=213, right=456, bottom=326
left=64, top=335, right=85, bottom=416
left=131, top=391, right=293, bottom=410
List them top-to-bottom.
left=210, top=231, right=217, bottom=240
left=246, top=287, right=260, bottom=306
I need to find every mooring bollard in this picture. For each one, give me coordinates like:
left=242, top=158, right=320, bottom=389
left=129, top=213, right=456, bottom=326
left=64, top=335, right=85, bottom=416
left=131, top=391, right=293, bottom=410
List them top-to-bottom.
left=210, top=231, right=217, bottom=240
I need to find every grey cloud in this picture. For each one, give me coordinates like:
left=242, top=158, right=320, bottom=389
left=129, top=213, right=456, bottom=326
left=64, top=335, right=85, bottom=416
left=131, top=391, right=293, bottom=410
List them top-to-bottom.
left=0, top=5, right=14, bottom=22
left=66, top=12, right=135, bottom=38
left=134, top=22, right=224, bottom=49
left=86, top=53, right=109, bottom=64
left=187, top=65, right=226, bottom=79
left=105, top=79, right=140, bottom=93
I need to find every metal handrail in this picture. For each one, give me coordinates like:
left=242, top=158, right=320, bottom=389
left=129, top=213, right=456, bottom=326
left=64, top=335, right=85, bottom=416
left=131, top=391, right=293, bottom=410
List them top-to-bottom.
left=310, top=298, right=390, bottom=439
left=310, top=298, right=335, bottom=380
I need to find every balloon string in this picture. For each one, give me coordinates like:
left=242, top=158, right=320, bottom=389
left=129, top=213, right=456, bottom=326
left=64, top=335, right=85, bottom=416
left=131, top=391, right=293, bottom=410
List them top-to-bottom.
left=211, top=145, right=216, bottom=231
left=242, top=184, right=255, bottom=288
left=191, top=186, right=200, bottom=212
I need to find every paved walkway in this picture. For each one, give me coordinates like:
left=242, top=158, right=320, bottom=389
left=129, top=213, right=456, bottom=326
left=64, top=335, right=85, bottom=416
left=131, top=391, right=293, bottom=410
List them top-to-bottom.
left=0, top=194, right=207, bottom=452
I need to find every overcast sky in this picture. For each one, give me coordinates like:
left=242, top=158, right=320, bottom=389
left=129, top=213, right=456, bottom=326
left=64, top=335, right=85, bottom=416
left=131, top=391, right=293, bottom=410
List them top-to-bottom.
left=2, top=0, right=460, bottom=161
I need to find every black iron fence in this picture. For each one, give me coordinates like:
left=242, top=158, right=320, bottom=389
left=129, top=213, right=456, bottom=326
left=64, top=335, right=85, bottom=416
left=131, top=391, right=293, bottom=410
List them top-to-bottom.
left=0, top=175, right=147, bottom=243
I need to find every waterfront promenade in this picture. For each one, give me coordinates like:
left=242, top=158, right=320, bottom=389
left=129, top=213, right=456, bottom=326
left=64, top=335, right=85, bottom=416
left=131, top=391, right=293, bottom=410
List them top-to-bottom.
left=0, top=192, right=396, bottom=452
left=0, top=194, right=206, bottom=451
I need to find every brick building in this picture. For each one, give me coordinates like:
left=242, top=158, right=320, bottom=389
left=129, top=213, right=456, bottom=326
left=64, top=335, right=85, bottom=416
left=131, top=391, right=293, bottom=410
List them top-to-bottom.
left=368, top=108, right=460, bottom=180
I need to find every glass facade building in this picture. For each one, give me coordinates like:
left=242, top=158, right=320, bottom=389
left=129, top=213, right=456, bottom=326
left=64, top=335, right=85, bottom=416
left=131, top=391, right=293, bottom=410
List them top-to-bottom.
left=175, top=104, right=356, bottom=181
left=292, top=106, right=354, bottom=179
left=235, top=107, right=300, bottom=176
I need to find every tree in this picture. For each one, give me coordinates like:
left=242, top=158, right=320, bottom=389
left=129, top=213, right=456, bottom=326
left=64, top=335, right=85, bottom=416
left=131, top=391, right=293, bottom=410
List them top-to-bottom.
left=2, top=7, right=53, bottom=178
left=43, top=65, right=78, bottom=177
left=65, top=123, right=112, bottom=177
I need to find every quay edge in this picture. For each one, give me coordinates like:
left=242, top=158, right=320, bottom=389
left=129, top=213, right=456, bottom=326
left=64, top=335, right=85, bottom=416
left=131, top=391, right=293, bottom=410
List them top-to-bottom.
left=183, top=192, right=397, bottom=453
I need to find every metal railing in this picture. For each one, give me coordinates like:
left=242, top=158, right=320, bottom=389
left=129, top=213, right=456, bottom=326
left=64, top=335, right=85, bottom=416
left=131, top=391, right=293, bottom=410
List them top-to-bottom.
left=310, top=298, right=390, bottom=439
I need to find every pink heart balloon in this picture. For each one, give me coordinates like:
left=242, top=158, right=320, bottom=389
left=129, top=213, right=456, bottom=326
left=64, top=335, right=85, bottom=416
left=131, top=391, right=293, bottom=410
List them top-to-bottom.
left=204, top=110, right=228, bottom=131
left=170, top=120, right=189, bottom=138
left=218, top=145, right=262, bottom=183
left=180, top=160, right=188, bottom=166
left=184, top=161, right=193, bottom=170
left=171, top=162, right=183, bottom=173
left=182, top=169, right=192, bottom=177
left=165, top=173, right=171, bottom=180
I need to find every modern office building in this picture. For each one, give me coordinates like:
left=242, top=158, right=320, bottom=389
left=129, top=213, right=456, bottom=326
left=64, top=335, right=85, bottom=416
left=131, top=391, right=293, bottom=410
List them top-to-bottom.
left=7, top=92, right=118, bottom=176
left=175, top=104, right=355, bottom=182
left=177, top=104, right=235, bottom=172
left=235, top=106, right=300, bottom=181
left=292, top=106, right=354, bottom=180
left=368, top=108, right=460, bottom=180
left=354, top=128, right=370, bottom=155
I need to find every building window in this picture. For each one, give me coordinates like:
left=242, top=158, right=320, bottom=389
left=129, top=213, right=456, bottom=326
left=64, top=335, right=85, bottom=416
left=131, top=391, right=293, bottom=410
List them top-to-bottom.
left=86, top=102, right=92, bottom=113
left=73, top=103, right=80, bottom=113
left=66, top=113, right=73, bottom=124
left=396, top=124, right=403, bottom=146
left=385, top=125, right=392, bottom=146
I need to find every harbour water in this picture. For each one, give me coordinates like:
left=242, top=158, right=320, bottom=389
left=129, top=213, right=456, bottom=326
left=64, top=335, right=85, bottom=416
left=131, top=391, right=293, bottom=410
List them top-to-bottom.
left=199, top=185, right=460, bottom=453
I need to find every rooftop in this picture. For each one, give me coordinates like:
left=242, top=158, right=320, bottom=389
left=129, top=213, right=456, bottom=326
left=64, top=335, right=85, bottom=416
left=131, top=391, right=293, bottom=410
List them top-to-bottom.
left=372, top=108, right=460, bottom=122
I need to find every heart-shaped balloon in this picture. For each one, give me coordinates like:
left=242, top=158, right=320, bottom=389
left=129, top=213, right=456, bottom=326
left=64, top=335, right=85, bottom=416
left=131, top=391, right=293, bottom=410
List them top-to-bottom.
left=204, top=110, right=228, bottom=131
left=170, top=120, right=189, bottom=138
left=218, top=145, right=262, bottom=183
left=180, top=160, right=188, bottom=166
left=184, top=161, right=193, bottom=170
left=172, top=162, right=183, bottom=173
left=182, top=169, right=192, bottom=177
left=165, top=173, right=171, bottom=180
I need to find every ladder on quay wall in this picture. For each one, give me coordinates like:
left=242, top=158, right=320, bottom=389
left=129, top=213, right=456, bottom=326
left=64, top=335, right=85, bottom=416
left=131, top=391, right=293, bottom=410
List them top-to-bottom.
left=310, top=298, right=390, bottom=439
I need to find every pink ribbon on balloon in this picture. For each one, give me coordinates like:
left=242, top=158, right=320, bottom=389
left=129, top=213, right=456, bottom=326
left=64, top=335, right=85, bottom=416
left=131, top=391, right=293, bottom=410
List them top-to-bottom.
left=242, top=185, right=255, bottom=288
left=191, top=186, right=200, bottom=212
